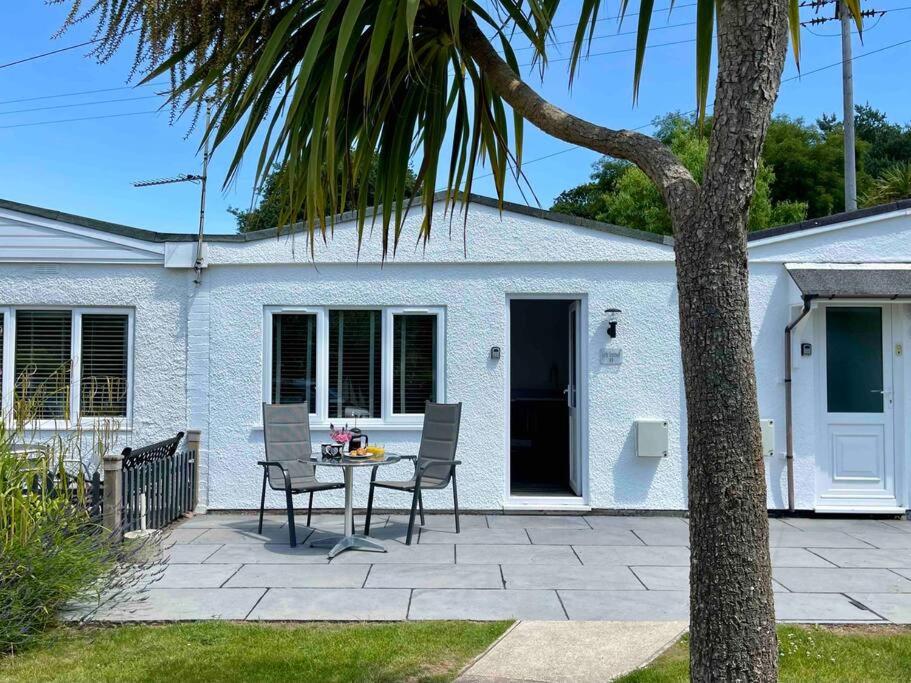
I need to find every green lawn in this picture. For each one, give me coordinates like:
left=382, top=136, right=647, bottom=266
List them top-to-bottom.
left=0, top=621, right=510, bottom=683
left=617, top=625, right=911, bottom=683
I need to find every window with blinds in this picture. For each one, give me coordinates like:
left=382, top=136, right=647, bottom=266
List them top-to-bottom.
left=14, top=310, right=73, bottom=420
left=329, top=310, right=382, bottom=419
left=271, top=313, right=317, bottom=411
left=81, top=314, right=129, bottom=417
left=393, top=314, right=437, bottom=414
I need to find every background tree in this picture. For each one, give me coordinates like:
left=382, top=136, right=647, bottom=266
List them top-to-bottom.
left=63, top=1, right=866, bottom=678
left=230, top=158, right=417, bottom=233
left=861, top=162, right=911, bottom=206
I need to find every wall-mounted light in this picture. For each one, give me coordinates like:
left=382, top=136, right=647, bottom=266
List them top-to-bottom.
left=604, top=308, right=622, bottom=338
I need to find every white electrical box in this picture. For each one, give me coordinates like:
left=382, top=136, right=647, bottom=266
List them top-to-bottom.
left=636, top=419, right=668, bottom=458
left=760, top=419, right=775, bottom=457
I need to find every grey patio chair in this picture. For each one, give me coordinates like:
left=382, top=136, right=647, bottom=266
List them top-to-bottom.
left=258, top=402, right=345, bottom=546
left=364, top=402, right=462, bottom=545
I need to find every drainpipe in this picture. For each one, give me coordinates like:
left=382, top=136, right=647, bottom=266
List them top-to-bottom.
left=784, top=295, right=815, bottom=512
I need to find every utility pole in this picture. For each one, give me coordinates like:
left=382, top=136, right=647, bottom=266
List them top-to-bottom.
left=838, top=0, right=857, bottom=211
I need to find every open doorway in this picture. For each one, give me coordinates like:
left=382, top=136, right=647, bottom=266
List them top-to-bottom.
left=509, top=298, right=581, bottom=496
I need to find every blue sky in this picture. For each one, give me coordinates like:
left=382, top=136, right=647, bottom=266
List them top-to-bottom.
left=1, top=2, right=909, bottom=235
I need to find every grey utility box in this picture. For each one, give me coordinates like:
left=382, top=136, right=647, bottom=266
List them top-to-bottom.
left=636, top=419, right=668, bottom=458
left=760, top=419, right=775, bottom=457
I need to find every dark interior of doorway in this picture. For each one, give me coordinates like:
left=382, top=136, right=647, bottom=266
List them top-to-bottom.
left=510, top=299, right=574, bottom=496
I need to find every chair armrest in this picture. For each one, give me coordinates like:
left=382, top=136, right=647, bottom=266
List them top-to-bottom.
left=399, top=455, right=418, bottom=461
left=417, top=459, right=461, bottom=471
left=256, top=461, right=292, bottom=491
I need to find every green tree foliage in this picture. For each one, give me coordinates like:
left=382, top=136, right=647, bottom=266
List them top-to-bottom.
left=855, top=105, right=911, bottom=180
left=552, top=114, right=807, bottom=235
left=229, top=159, right=416, bottom=234
left=862, top=162, right=911, bottom=207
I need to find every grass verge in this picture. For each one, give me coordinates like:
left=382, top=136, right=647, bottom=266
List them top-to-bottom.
left=0, top=621, right=510, bottom=683
left=617, top=625, right=911, bottom=682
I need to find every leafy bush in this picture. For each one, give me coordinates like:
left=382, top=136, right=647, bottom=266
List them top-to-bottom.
left=0, top=423, right=144, bottom=654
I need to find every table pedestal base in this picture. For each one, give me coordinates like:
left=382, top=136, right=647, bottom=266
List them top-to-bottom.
left=310, top=534, right=387, bottom=559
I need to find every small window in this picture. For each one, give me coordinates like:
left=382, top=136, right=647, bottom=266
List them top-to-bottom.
left=826, top=307, right=884, bottom=414
left=15, top=310, right=73, bottom=420
left=329, top=310, right=382, bottom=419
left=271, top=313, right=317, bottom=411
left=81, top=314, right=129, bottom=417
left=393, top=314, right=437, bottom=414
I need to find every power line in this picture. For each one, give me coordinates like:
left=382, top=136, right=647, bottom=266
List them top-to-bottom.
left=513, top=21, right=696, bottom=53
left=0, top=28, right=140, bottom=71
left=521, top=37, right=697, bottom=68
left=0, top=81, right=166, bottom=107
left=0, top=94, right=162, bottom=116
left=0, top=110, right=160, bottom=130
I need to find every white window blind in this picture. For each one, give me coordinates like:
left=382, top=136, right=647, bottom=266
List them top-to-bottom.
left=15, top=310, right=72, bottom=420
left=329, top=310, right=382, bottom=419
left=271, top=313, right=317, bottom=411
left=80, top=314, right=129, bottom=417
left=393, top=314, right=437, bottom=414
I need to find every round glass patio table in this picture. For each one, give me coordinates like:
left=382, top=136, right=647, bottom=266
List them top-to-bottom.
left=301, top=453, right=402, bottom=559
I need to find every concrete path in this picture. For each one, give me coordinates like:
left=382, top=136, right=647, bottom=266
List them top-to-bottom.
left=84, top=512, right=911, bottom=623
left=457, top=621, right=688, bottom=683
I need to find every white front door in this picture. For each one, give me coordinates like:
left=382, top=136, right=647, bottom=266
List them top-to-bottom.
left=567, top=301, right=581, bottom=495
left=816, top=305, right=899, bottom=511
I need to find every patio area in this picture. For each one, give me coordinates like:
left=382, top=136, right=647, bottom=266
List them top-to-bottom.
left=93, top=513, right=911, bottom=624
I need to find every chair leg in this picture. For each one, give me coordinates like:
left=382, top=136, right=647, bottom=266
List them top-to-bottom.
left=452, top=469, right=460, bottom=534
left=258, top=470, right=268, bottom=534
left=364, top=483, right=376, bottom=535
left=285, top=487, right=297, bottom=547
left=406, top=487, right=420, bottom=545
left=417, top=489, right=426, bottom=526
left=307, top=491, right=314, bottom=527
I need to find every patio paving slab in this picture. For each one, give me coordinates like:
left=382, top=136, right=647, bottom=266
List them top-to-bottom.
left=178, top=514, right=285, bottom=529
left=387, top=514, right=489, bottom=531
left=486, top=514, right=591, bottom=530
left=583, top=515, right=687, bottom=532
left=781, top=518, right=903, bottom=533
left=880, top=519, right=911, bottom=533
left=191, top=526, right=314, bottom=545
left=161, top=527, right=207, bottom=546
left=419, top=528, right=531, bottom=545
left=527, top=528, right=643, bottom=546
left=629, top=528, right=691, bottom=547
left=768, top=530, right=875, bottom=548
left=845, top=531, right=911, bottom=549
left=329, top=542, right=455, bottom=564
left=203, top=543, right=330, bottom=564
left=164, top=544, right=224, bottom=564
left=456, top=544, right=581, bottom=565
left=574, top=545, right=690, bottom=567
left=770, top=547, right=839, bottom=567
left=810, top=547, right=911, bottom=568
left=148, top=563, right=241, bottom=589
left=225, top=564, right=369, bottom=588
left=366, top=564, right=503, bottom=589
left=501, top=564, right=643, bottom=591
left=629, top=565, right=788, bottom=592
left=773, top=567, right=911, bottom=593
left=892, top=568, right=911, bottom=580
left=95, top=588, right=265, bottom=621
left=249, top=588, right=411, bottom=621
left=408, top=589, right=566, bottom=620
left=559, top=590, right=689, bottom=621
left=774, top=593, right=883, bottom=622
left=849, top=593, right=911, bottom=623
left=458, top=620, right=688, bottom=683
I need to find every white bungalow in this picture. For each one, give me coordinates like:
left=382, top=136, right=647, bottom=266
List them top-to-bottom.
left=2, top=194, right=910, bottom=515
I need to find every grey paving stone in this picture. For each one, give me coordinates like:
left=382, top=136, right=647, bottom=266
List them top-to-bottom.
left=178, top=514, right=284, bottom=530
left=387, top=514, right=488, bottom=531
left=486, top=515, right=591, bottom=530
left=583, top=516, right=687, bottom=532
left=781, top=518, right=901, bottom=533
left=879, top=520, right=911, bottom=534
left=192, top=526, right=313, bottom=545
left=161, top=528, right=207, bottom=546
left=420, top=528, right=531, bottom=545
left=528, top=528, right=642, bottom=546
left=629, top=528, right=691, bottom=547
left=768, top=530, right=873, bottom=548
left=845, top=531, right=911, bottom=549
left=330, top=542, right=455, bottom=564
left=203, top=543, right=330, bottom=564
left=164, top=544, right=223, bottom=564
left=456, top=544, right=581, bottom=565
left=574, top=545, right=690, bottom=567
left=770, top=547, right=837, bottom=567
left=810, top=548, right=911, bottom=568
left=150, top=563, right=241, bottom=589
left=225, top=564, right=369, bottom=588
left=366, top=564, right=503, bottom=589
left=502, top=564, right=643, bottom=590
left=631, top=566, right=788, bottom=592
left=773, top=567, right=911, bottom=593
left=893, top=568, right=911, bottom=580
left=94, top=588, right=265, bottom=621
left=249, top=588, right=411, bottom=620
left=408, top=589, right=566, bottom=620
left=559, top=590, right=689, bottom=621
left=775, top=593, right=883, bottom=622
left=849, top=593, right=911, bottom=623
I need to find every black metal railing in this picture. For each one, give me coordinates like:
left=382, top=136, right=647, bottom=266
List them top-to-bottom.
left=121, top=432, right=195, bottom=532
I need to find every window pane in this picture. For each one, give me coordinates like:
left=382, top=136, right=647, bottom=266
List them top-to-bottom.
left=826, top=307, right=884, bottom=413
left=15, top=310, right=72, bottom=420
left=329, top=310, right=381, bottom=419
left=271, top=313, right=317, bottom=411
left=81, top=314, right=129, bottom=417
left=393, top=315, right=437, bottom=414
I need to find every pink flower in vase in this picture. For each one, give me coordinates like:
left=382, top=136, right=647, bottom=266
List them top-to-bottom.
left=329, top=424, right=353, bottom=445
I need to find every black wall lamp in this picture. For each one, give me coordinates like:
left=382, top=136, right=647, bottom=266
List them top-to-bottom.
left=605, top=308, right=622, bottom=338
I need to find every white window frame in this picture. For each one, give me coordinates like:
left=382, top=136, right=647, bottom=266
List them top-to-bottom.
left=263, top=305, right=445, bottom=428
left=1, top=306, right=134, bottom=430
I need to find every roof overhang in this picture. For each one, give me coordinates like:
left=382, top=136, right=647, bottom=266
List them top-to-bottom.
left=786, top=263, right=911, bottom=299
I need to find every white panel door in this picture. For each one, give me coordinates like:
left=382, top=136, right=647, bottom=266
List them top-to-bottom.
left=816, top=305, right=898, bottom=510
